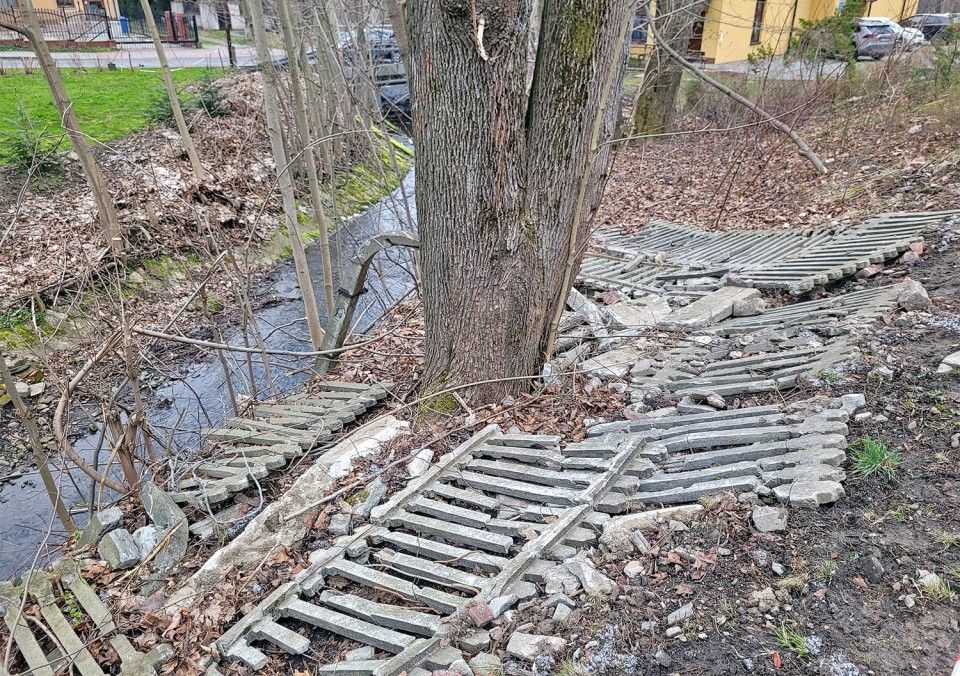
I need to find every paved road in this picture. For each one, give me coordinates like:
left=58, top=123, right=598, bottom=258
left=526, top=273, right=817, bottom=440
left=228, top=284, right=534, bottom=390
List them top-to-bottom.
left=0, top=41, right=282, bottom=69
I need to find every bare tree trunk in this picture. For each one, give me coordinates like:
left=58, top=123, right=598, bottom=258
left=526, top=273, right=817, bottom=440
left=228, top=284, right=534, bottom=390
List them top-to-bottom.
left=0, top=0, right=122, bottom=257
left=138, top=0, right=207, bottom=180
left=245, top=0, right=326, bottom=349
left=277, top=0, right=336, bottom=317
left=407, top=0, right=631, bottom=402
left=631, top=0, right=694, bottom=135
left=647, top=8, right=829, bottom=175
left=0, top=355, right=76, bottom=533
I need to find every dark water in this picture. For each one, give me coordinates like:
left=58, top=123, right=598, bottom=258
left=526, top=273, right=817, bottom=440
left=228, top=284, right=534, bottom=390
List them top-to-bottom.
left=0, top=169, right=417, bottom=579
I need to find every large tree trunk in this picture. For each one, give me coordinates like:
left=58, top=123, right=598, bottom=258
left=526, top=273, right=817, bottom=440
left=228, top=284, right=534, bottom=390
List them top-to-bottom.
left=407, top=0, right=631, bottom=403
left=631, top=0, right=697, bottom=135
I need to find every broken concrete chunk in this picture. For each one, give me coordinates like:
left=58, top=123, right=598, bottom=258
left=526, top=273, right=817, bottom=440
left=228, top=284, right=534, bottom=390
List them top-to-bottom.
left=897, top=280, right=932, bottom=310
left=662, top=287, right=762, bottom=331
left=732, top=295, right=766, bottom=317
left=605, top=297, right=672, bottom=328
left=581, top=347, right=645, bottom=381
left=937, top=350, right=960, bottom=374
left=840, top=393, right=866, bottom=414
left=407, top=448, right=434, bottom=478
left=353, top=478, right=388, bottom=519
left=773, top=479, right=846, bottom=508
left=140, top=483, right=188, bottom=573
left=600, top=505, right=704, bottom=553
left=751, top=505, right=788, bottom=532
left=78, top=506, right=124, bottom=547
left=328, top=513, right=354, bottom=537
left=133, top=525, right=163, bottom=559
left=100, top=529, right=140, bottom=570
left=564, top=553, right=616, bottom=596
left=543, top=565, right=581, bottom=595
left=667, top=602, right=694, bottom=625
left=553, top=604, right=573, bottom=622
left=458, top=629, right=491, bottom=653
left=506, top=632, right=567, bottom=661
left=344, top=646, right=375, bottom=661
left=469, top=652, right=502, bottom=676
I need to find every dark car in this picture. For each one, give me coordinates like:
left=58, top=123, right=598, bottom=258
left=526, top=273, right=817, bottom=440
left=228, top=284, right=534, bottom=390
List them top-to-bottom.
left=902, top=13, right=959, bottom=40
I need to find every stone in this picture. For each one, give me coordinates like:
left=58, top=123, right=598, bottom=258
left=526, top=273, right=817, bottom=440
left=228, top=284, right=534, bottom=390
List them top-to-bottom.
left=900, top=251, right=920, bottom=265
left=897, top=281, right=932, bottom=310
left=732, top=295, right=766, bottom=317
left=606, top=297, right=672, bottom=328
left=581, top=347, right=646, bottom=381
left=937, top=350, right=960, bottom=374
left=629, top=358, right=657, bottom=378
left=840, top=393, right=866, bottom=414
left=677, top=396, right=716, bottom=414
left=854, top=412, right=872, bottom=423
left=408, top=448, right=435, bottom=478
left=354, top=478, right=388, bottom=518
left=773, top=480, right=846, bottom=508
left=140, top=483, right=188, bottom=573
left=600, top=505, right=703, bottom=553
left=77, top=506, right=124, bottom=547
left=752, top=506, right=788, bottom=532
left=328, top=513, right=354, bottom=536
left=132, top=525, right=163, bottom=559
left=99, top=529, right=140, bottom=571
left=564, top=553, right=616, bottom=596
left=861, top=555, right=884, bottom=583
left=623, top=561, right=645, bottom=579
left=771, top=562, right=785, bottom=576
left=544, top=566, right=581, bottom=595
left=508, top=580, right=538, bottom=602
left=747, top=587, right=778, bottom=613
left=542, top=593, right=576, bottom=609
left=488, top=594, right=517, bottom=618
left=903, top=594, right=916, bottom=609
left=466, top=602, right=494, bottom=627
left=667, top=602, right=694, bottom=625
left=553, top=604, right=573, bottom=622
left=665, top=627, right=683, bottom=638
left=458, top=630, right=491, bottom=653
left=506, top=632, right=567, bottom=661
left=345, top=646, right=375, bottom=661
left=654, top=649, right=672, bottom=668
left=468, top=652, right=502, bottom=676
left=448, top=659, right=474, bottom=676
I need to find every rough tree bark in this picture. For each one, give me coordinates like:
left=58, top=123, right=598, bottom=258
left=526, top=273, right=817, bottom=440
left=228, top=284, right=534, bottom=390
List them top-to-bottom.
left=0, top=0, right=123, bottom=256
left=406, top=0, right=632, bottom=402
left=631, top=0, right=698, bottom=135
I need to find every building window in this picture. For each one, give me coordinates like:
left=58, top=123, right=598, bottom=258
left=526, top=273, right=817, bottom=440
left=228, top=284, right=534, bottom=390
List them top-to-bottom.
left=751, top=0, right=765, bottom=44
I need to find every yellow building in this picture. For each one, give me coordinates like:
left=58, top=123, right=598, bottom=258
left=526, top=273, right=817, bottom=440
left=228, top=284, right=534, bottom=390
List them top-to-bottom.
left=0, top=0, right=120, bottom=19
left=632, top=0, right=921, bottom=64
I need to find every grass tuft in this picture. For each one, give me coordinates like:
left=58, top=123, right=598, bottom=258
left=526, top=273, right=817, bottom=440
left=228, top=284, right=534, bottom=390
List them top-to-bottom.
left=850, top=436, right=902, bottom=479
left=934, top=530, right=960, bottom=550
left=773, top=624, right=810, bottom=657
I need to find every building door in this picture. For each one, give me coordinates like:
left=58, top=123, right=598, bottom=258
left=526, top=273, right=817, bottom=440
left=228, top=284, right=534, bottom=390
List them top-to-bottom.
left=688, top=8, right=706, bottom=54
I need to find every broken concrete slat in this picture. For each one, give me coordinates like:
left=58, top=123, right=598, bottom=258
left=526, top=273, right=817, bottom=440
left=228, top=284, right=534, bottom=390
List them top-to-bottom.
left=661, top=287, right=762, bottom=332
left=587, top=404, right=782, bottom=436
left=203, top=428, right=317, bottom=449
left=488, top=434, right=561, bottom=449
left=663, top=434, right=848, bottom=473
left=561, top=441, right=619, bottom=458
left=470, top=443, right=565, bottom=468
left=222, top=453, right=286, bottom=471
left=467, top=458, right=593, bottom=489
left=636, top=461, right=760, bottom=493
left=195, top=462, right=270, bottom=480
left=456, top=470, right=580, bottom=506
left=632, top=476, right=759, bottom=505
left=425, top=483, right=501, bottom=512
left=408, top=496, right=491, bottom=529
left=189, top=503, right=247, bottom=539
left=387, top=511, right=513, bottom=554
left=371, top=530, right=508, bottom=573
left=375, top=550, right=488, bottom=591
left=323, top=559, right=465, bottom=614
left=64, top=573, right=117, bottom=633
left=29, top=577, right=106, bottom=676
left=321, top=592, right=441, bottom=636
left=281, top=598, right=415, bottom=653
left=0, top=599, right=55, bottom=676
left=251, top=618, right=311, bottom=655
left=114, top=640, right=172, bottom=675
left=225, top=641, right=270, bottom=670
left=318, top=659, right=386, bottom=675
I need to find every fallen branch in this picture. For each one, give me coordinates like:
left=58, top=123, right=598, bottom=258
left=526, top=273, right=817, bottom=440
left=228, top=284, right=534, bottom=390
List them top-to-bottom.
left=646, top=5, right=828, bottom=176
left=132, top=326, right=385, bottom=357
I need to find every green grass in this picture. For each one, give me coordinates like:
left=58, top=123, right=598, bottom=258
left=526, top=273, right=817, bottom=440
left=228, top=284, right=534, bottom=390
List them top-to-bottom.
left=0, top=68, right=211, bottom=159
left=850, top=436, right=902, bottom=480
left=773, top=624, right=810, bottom=658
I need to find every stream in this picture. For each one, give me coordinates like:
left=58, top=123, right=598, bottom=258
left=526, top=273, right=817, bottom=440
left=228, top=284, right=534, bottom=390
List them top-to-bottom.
left=0, top=168, right=418, bottom=580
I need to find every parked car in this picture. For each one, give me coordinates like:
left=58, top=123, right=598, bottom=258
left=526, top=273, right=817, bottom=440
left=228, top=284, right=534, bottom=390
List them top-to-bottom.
left=901, top=13, right=960, bottom=40
left=864, top=17, right=926, bottom=47
left=852, top=19, right=897, bottom=58
left=339, top=28, right=402, bottom=65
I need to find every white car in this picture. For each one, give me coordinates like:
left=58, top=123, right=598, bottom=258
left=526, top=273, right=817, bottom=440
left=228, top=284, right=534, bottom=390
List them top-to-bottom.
left=864, top=17, right=926, bottom=48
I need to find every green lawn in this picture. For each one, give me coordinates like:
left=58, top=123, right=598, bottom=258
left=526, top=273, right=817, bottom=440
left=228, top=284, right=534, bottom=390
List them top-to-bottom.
left=0, top=68, right=211, bottom=152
